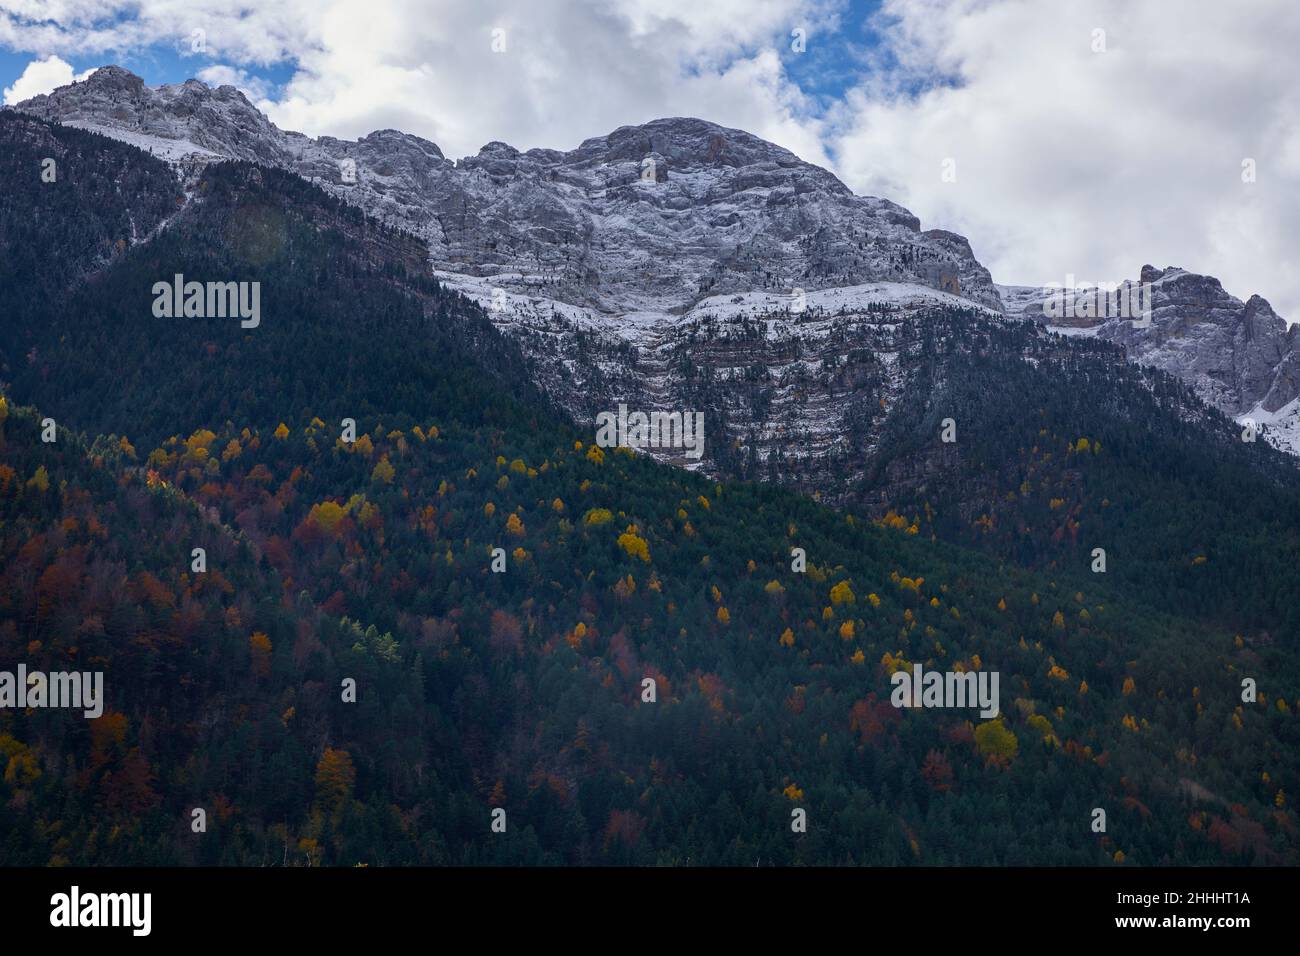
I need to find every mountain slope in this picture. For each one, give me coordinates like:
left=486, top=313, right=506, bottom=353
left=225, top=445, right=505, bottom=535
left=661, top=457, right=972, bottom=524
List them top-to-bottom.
left=15, top=65, right=1299, bottom=497
left=11, top=67, right=1009, bottom=484
left=15, top=68, right=1000, bottom=311
left=0, top=86, right=1296, bottom=868
left=8, top=89, right=1299, bottom=644
left=0, top=110, right=183, bottom=376
left=0, top=113, right=543, bottom=451
left=999, top=265, right=1300, bottom=454
left=854, top=311, right=1300, bottom=635
left=4, top=383, right=1297, bottom=864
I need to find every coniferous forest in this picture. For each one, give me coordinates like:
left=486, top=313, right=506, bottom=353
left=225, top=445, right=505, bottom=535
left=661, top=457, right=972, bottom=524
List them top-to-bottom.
left=1, top=113, right=1297, bottom=869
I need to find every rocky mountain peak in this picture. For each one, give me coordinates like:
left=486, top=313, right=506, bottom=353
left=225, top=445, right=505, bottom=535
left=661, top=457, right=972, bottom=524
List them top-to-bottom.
left=12, top=64, right=283, bottom=163
left=78, top=64, right=142, bottom=91
left=12, top=67, right=999, bottom=310
left=574, top=116, right=808, bottom=171
left=476, top=140, right=519, bottom=156
left=998, top=265, right=1300, bottom=451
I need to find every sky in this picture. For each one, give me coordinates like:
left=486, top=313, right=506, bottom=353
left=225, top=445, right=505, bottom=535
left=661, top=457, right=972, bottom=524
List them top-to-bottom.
left=1, top=0, right=1297, bottom=318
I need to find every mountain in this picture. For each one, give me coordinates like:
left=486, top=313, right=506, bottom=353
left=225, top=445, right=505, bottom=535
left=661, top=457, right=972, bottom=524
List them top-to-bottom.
left=17, top=66, right=1299, bottom=480
left=13, top=67, right=1005, bottom=480
left=16, top=68, right=1000, bottom=307
left=10, top=71, right=1300, bottom=632
left=11, top=71, right=1300, bottom=612
left=1, top=79, right=1298, bottom=867
left=0, top=113, right=539, bottom=451
left=0, top=140, right=1295, bottom=863
left=999, top=265, right=1300, bottom=455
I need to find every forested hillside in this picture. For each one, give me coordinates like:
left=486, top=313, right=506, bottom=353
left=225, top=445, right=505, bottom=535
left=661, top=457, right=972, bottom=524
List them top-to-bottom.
left=0, top=111, right=182, bottom=375
left=0, top=115, right=1296, bottom=866
left=853, top=312, right=1300, bottom=636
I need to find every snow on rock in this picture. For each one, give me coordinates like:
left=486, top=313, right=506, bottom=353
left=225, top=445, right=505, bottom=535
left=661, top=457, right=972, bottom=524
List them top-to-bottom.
left=15, top=65, right=1298, bottom=466
left=998, top=267, right=1300, bottom=455
left=1238, top=395, right=1300, bottom=457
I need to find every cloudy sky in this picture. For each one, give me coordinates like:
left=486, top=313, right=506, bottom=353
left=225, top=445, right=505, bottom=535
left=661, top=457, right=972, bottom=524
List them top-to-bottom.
left=2, top=0, right=1297, bottom=317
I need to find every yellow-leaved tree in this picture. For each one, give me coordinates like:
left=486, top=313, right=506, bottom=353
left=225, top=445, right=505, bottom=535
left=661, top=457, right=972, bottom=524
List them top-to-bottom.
left=371, top=456, right=395, bottom=484
left=27, top=466, right=50, bottom=493
left=307, top=501, right=346, bottom=536
left=617, top=530, right=649, bottom=561
left=974, top=719, right=1019, bottom=761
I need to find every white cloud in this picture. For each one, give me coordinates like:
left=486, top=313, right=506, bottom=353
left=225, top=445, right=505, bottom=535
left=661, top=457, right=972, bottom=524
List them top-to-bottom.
left=257, top=0, right=833, bottom=165
left=829, top=0, right=1300, bottom=318
left=0, top=1, right=833, bottom=163
left=2, top=1, right=1297, bottom=319
left=3, top=54, right=95, bottom=104
left=196, top=64, right=273, bottom=106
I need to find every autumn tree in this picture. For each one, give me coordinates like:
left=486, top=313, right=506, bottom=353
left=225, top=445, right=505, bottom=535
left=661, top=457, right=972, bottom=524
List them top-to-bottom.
left=371, top=455, right=395, bottom=484
left=250, top=631, right=272, bottom=677
left=974, top=719, right=1019, bottom=762
left=314, top=748, right=356, bottom=814
left=921, top=750, right=954, bottom=792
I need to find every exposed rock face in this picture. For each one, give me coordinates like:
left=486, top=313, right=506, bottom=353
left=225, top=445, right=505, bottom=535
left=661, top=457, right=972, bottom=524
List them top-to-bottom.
left=13, top=66, right=1010, bottom=487
left=16, top=70, right=999, bottom=309
left=427, top=117, right=1001, bottom=315
left=998, top=266, right=1300, bottom=453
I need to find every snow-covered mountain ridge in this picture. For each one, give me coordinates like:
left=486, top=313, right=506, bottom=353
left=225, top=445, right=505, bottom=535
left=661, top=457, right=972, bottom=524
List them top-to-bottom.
left=13, top=65, right=1299, bottom=461
left=998, top=265, right=1300, bottom=454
